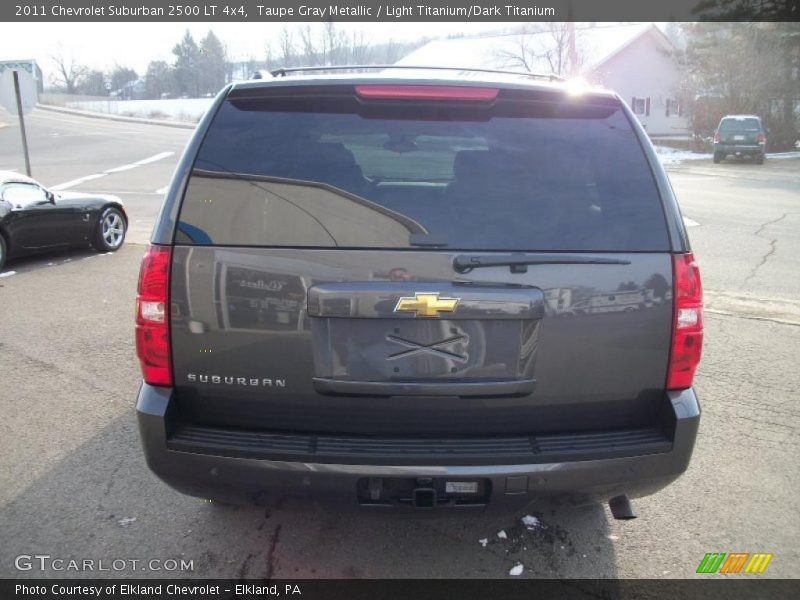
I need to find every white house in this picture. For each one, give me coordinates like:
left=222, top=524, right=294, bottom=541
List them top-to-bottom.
left=395, top=24, right=689, bottom=137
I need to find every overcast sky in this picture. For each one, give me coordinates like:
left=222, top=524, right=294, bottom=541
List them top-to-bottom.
left=0, top=22, right=518, bottom=78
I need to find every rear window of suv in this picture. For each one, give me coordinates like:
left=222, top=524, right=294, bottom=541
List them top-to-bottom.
left=176, top=85, right=669, bottom=251
left=719, top=117, right=761, bottom=132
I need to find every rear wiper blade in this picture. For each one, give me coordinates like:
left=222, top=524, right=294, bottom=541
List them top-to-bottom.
left=453, top=253, right=631, bottom=274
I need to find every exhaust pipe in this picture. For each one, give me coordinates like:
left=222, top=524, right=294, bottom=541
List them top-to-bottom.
left=609, top=495, right=636, bottom=520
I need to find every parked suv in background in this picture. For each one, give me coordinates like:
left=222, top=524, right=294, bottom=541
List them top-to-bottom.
left=135, top=67, right=702, bottom=516
left=714, top=115, right=767, bottom=164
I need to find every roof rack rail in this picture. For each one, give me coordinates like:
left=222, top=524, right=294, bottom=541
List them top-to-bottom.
left=263, top=65, right=565, bottom=82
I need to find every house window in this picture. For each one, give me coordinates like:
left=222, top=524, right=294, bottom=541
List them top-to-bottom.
left=631, top=97, right=650, bottom=116
left=768, top=98, right=781, bottom=116
left=666, top=99, right=681, bottom=117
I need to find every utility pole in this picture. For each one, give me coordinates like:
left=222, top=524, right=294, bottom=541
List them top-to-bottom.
left=567, top=22, right=579, bottom=78
left=12, top=70, right=32, bottom=176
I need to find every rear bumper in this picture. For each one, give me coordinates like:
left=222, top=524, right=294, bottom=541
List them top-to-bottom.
left=715, top=143, right=764, bottom=155
left=136, top=384, right=700, bottom=512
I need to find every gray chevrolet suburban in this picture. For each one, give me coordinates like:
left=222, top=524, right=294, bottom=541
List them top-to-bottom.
left=135, top=67, right=702, bottom=515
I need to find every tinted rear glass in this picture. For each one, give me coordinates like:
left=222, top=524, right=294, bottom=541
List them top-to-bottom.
left=176, top=87, right=669, bottom=251
left=719, top=118, right=761, bottom=132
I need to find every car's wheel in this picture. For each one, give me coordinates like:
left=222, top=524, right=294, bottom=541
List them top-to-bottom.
left=713, top=152, right=723, bottom=164
left=92, top=207, right=126, bottom=252
left=0, top=233, right=7, bottom=272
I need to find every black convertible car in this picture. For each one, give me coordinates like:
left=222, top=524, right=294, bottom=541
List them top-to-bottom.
left=0, top=171, right=127, bottom=271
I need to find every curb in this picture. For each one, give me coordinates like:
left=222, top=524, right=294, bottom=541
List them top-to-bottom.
left=35, top=103, right=198, bottom=129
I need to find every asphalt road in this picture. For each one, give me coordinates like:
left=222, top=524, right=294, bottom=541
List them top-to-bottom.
left=0, top=107, right=798, bottom=579
left=0, top=107, right=189, bottom=245
left=668, top=158, right=800, bottom=324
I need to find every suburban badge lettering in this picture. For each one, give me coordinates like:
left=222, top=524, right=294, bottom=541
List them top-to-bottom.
left=187, top=373, right=286, bottom=388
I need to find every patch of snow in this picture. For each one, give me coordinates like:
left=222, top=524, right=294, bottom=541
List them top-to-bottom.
left=65, top=98, right=211, bottom=122
left=654, top=146, right=712, bottom=166
left=766, top=151, right=800, bottom=159
left=0, top=271, right=16, bottom=277
left=521, top=514, right=540, bottom=529
left=117, top=517, right=137, bottom=527
left=497, top=530, right=508, bottom=539
left=607, top=534, right=620, bottom=541
left=479, top=538, right=488, bottom=547
left=509, top=563, right=524, bottom=576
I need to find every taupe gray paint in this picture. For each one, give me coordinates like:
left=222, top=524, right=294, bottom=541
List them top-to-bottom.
left=138, top=72, right=699, bottom=508
left=169, top=245, right=672, bottom=435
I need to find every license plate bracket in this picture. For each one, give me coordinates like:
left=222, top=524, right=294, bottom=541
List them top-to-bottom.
left=357, top=477, right=490, bottom=507
left=446, top=481, right=479, bottom=494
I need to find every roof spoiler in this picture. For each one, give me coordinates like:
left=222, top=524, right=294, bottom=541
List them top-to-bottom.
left=252, top=65, right=564, bottom=82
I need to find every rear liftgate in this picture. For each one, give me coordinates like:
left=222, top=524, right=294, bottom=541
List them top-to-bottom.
left=308, top=281, right=543, bottom=508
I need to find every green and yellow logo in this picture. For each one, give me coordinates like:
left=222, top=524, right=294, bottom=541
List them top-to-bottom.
left=697, top=552, right=773, bottom=574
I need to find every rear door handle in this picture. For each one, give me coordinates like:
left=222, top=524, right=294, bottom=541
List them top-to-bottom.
left=308, top=282, right=544, bottom=320
left=312, top=377, right=536, bottom=398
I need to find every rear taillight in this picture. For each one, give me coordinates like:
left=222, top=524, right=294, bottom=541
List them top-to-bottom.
left=355, top=85, right=498, bottom=101
left=713, top=132, right=720, bottom=142
left=757, top=132, right=766, bottom=144
left=135, top=244, right=172, bottom=386
left=667, top=253, right=703, bottom=390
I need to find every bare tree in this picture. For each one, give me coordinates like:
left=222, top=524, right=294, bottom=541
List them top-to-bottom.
left=693, top=0, right=798, bottom=20
left=322, top=22, right=348, bottom=65
left=679, top=22, right=799, bottom=149
left=494, top=23, right=585, bottom=77
left=281, top=24, right=351, bottom=67
left=265, top=25, right=430, bottom=71
left=298, top=25, right=319, bottom=65
left=493, top=25, right=540, bottom=73
left=277, top=26, right=296, bottom=66
left=348, top=31, right=371, bottom=64
left=377, top=38, right=419, bottom=64
left=50, top=48, right=88, bottom=94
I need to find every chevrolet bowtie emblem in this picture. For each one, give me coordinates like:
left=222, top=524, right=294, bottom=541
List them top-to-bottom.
left=394, top=292, right=460, bottom=317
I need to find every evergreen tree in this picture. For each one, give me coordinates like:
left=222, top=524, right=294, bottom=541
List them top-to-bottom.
left=173, top=30, right=202, bottom=97
left=199, top=30, right=228, bottom=94
left=144, top=60, right=174, bottom=99
left=109, top=66, right=138, bottom=92
left=75, top=70, right=107, bottom=96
